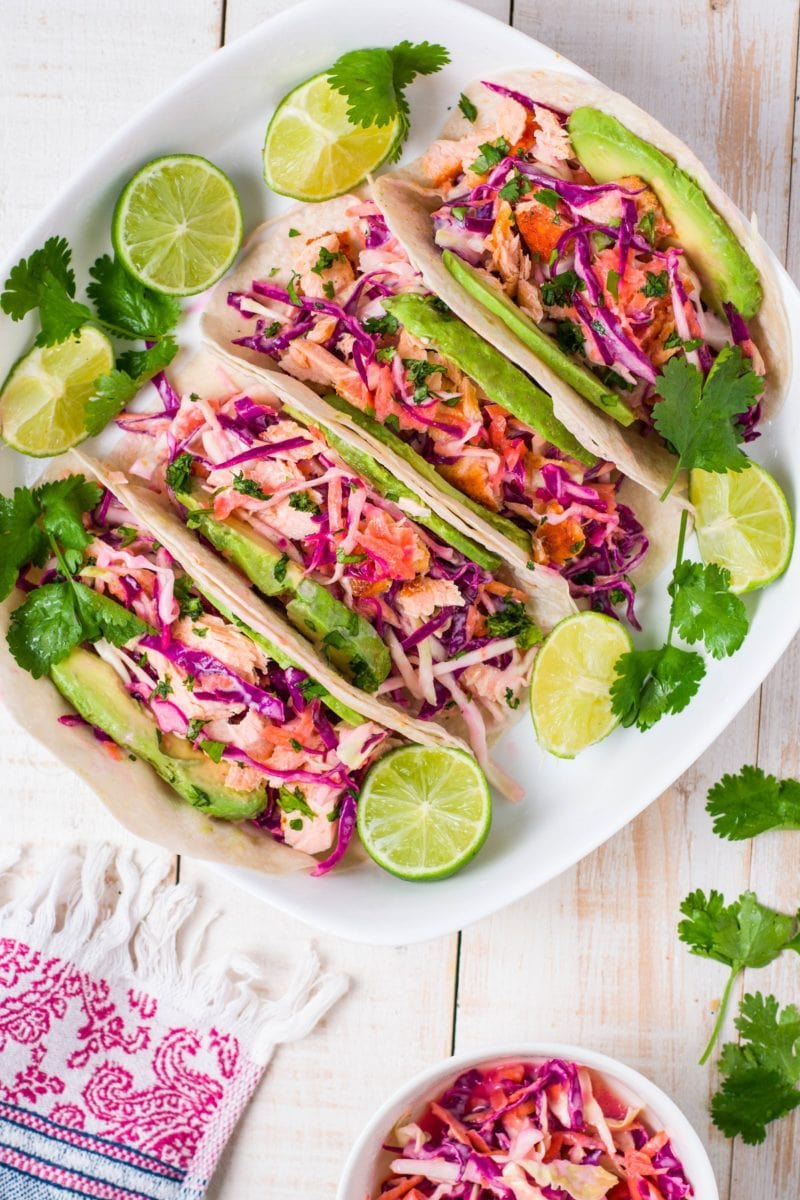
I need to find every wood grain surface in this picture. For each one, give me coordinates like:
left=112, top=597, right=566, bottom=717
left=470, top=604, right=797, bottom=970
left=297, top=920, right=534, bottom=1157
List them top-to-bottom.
left=1, top=2, right=799, bottom=1196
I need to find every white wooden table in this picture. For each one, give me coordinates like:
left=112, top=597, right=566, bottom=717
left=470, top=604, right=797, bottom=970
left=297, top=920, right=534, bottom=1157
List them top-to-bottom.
left=2, top=2, right=799, bottom=1195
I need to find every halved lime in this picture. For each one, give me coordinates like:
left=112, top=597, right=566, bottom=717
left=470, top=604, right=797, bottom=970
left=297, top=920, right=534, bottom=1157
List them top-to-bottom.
left=263, top=72, right=402, bottom=202
left=112, top=154, right=243, bottom=295
left=0, top=326, right=114, bottom=456
left=690, top=464, right=793, bottom=593
left=530, top=611, right=632, bottom=758
left=356, top=745, right=491, bottom=881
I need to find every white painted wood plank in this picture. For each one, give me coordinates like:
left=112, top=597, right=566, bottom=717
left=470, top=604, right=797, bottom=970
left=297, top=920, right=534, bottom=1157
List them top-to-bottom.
left=0, top=0, right=224, bottom=252
left=730, top=638, right=800, bottom=1194
left=455, top=703, right=759, bottom=1197
left=179, top=865, right=458, bottom=1199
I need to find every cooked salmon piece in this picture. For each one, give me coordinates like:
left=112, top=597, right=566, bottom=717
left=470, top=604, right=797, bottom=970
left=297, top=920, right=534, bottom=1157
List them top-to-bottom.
left=515, top=198, right=564, bottom=261
left=296, top=232, right=355, bottom=300
left=281, top=339, right=370, bottom=408
left=440, top=456, right=501, bottom=510
left=536, top=508, right=586, bottom=565
left=356, top=509, right=430, bottom=581
left=397, top=577, right=465, bottom=621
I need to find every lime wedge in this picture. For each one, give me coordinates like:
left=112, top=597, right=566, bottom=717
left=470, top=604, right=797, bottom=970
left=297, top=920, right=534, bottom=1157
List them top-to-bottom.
left=263, top=72, right=401, bottom=202
left=112, top=154, right=243, bottom=295
left=0, top=326, right=114, bottom=457
left=690, top=464, right=793, bottom=593
left=530, top=612, right=632, bottom=758
left=356, top=746, right=491, bottom=881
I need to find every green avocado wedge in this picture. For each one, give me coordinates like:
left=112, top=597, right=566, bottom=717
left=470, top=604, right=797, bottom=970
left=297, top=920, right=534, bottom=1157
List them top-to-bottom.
left=567, top=107, right=762, bottom=320
left=442, top=250, right=636, bottom=427
left=383, top=293, right=595, bottom=466
left=316, top=392, right=532, bottom=559
left=282, top=401, right=507, bottom=570
left=178, top=488, right=391, bottom=692
left=50, top=648, right=265, bottom=820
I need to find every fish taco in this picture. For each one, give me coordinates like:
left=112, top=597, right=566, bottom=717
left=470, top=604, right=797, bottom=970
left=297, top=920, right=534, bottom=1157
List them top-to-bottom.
left=371, top=70, right=789, bottom=487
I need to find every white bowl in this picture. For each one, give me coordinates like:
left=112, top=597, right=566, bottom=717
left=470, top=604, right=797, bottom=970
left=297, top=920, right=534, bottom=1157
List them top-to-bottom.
left=336, top=1042, right=719, bottom=1200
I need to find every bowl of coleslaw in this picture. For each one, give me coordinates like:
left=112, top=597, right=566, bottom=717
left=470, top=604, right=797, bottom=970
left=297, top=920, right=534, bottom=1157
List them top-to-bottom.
left=337, top=1042, right=718, bottom=1199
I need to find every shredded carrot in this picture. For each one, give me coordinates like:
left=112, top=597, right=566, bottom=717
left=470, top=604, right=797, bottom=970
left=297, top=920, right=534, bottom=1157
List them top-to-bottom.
left=379, top=1175, right=425, bottom=1200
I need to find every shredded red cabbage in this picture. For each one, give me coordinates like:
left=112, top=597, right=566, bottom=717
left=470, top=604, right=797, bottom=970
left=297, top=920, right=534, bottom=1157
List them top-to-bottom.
left=311, top=790, right=357, bottom=876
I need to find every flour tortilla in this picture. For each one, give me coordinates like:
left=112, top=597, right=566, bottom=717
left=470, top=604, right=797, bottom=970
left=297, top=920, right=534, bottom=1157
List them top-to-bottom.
left=373, top=69, right=790, bottom=492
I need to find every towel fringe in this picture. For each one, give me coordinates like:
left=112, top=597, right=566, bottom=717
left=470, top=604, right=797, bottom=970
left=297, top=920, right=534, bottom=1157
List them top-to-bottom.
left=0, top=846, right=347, bottom=1065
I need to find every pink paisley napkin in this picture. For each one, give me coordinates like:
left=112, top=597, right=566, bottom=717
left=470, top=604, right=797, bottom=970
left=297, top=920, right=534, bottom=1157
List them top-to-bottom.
left=0, top=846, right=346, bottom=1199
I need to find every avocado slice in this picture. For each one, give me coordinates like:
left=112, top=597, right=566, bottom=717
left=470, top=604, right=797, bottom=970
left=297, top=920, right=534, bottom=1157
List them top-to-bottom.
left=567, top=107, right=762, bottom=320
left=442, top=250, right=636, bottom=427
left=384, top=293, right=595, bottom=466
left=316, top=392, right=533, bottom=559
left=281, top=401, right=506, bottom=571
left=179, top=488, right=391, bottom=691
left=50, top=648, right=266, bottom=820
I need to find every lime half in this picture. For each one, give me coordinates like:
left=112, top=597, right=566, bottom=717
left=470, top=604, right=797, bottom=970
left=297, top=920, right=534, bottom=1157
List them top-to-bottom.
left=264, top=73, right=401, bottom=202
left=113, top=154, right=243, bottom=295
left=0, top=326, right=114, bottom=457
left=690, top=464, right=793, bottom=594
left=530, top=611, right=632, bottom=758
left=356, top=745, right=491, bottom=881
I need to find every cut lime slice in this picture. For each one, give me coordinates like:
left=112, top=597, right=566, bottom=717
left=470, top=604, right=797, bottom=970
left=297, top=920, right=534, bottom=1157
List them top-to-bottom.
left=263, top=72, right=401, bottom=202
left=112, top=154, right=243, bottom=295
left=0, top=326, right=114, bottom=457
left=690, top=464, right=793, bottom=594
left=530, top=611, right=632, bottom=758
left=356, top=745, right=491, bottom=881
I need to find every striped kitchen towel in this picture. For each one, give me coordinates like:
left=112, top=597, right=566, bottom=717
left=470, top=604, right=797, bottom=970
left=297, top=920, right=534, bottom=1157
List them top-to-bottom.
left=0, top=846, right=346, bottom=1199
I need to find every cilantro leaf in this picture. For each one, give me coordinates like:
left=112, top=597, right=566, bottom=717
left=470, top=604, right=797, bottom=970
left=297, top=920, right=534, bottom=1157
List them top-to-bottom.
left=327, top=41, right=449, bottom=161
left=458, top=92, right=478, bottom=122
left=469, top=137, right=510, bottom=175
left=498, top=171, right=529, bottom=204
left=1, top=236, right=76, bottom=320
left=87, top=254, right=181, bottom=339
left=541, top=269, right=584, bottom=308
left=640, top=270, right=668, bottom=298
left=35, top=277, right=93, bottom=347
left=363, top=312, right=399, bottom=336
left=115, top=335, right=179, bottom=382
left=652, top=347, right=761, bottom=496
left=85, top=370, right=139, bottom=437
left=166, top=452, right=195, bottom=494
left=232, top=472, right=269, bottom=501
left=37, top=476, right=101, bottom=553
left=0, top=488, right=49, bottom=600
left=288, top=491, right=320, bottom=514
left=668, top=560, right=749, bottom=659
left=174, top=574, right=204, bottom=620
left=72, top=581, right=149, bottom=647
left=7, top=584, right=83, bottom=677
left=485, top=599, right=542, bottom=649
left=611, top=645, right=705, bottom=731
left=201, top=738, right=226, bottom=764
left=706, top=765, right=800, bottom=840
left=276, top=785, right=314, bottom=818
left=678, top=889, right=800, bottom=1062
left=712, top=993, right=800, bottom=1143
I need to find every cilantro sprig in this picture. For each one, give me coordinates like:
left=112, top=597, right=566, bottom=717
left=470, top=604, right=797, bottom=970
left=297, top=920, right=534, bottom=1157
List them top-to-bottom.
left=327, top=41, right=450, bottom=161
left=1, top=238, right=180, bottom=438
left=652, top=346, right=762, bottom=500
left=1, top=478, right=151, bottom=677
left=611, top=508, right=748, bottom=731
left=706, top=765, right=800, bottom=840
left=678, top=888, right=800, bottom=1064
left=712, top=992, right=800, bottom=1143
